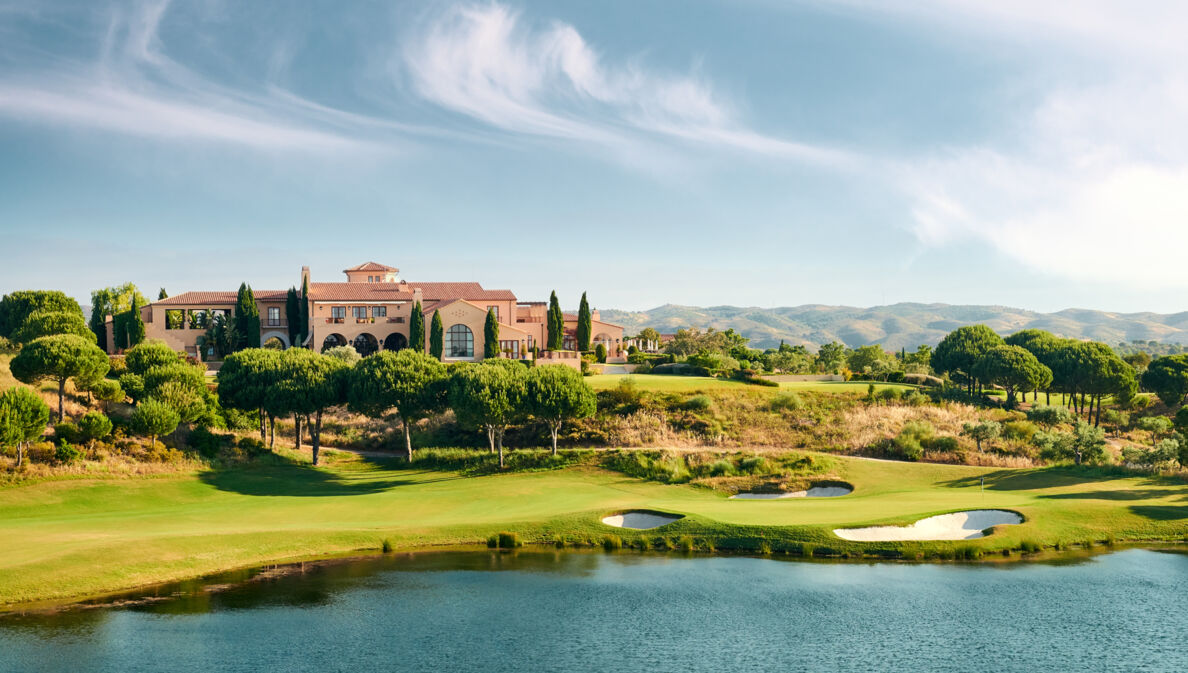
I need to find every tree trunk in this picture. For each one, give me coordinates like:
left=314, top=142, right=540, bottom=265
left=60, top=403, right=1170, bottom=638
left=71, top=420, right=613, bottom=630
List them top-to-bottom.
left=58, top=378, right=66, bottom=423
left=1046, top=390, right=1050, bottom=405
left=1094, top=396, right=1103, bottom=427
left=259, top=409, right=266, bottom=441
left=311, top=411, right=322, bottom=465
left=268, top=414, right=275, bottom=449
left=294, top=415, right=302, bottom=451
left=403, top=419, right=413, bottom=461
left=550, top=421, right=559, bottom=456
left=486, top=426, right=496, bottom=453
left=497, top=428, right=505, bottom=469
left=16, top=441, right=23, bottom=467
left=1074, top=448, right=1083, bottom=466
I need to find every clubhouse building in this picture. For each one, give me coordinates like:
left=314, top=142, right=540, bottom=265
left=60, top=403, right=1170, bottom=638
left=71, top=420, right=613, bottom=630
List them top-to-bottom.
left=118, top=262, right=624, bottom=366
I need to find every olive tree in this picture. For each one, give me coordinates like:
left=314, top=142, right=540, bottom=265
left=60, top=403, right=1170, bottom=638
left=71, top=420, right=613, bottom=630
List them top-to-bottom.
left=10, top=334, right=109, bottom=422
left=972, top=345, right=1052, bottom=408
left=347, top=350, right=448, bottom=460
left=449, top=361, right=527, bottom=468
left=525, top=365, right=596, bottom=455
left=0, top=386, right=51, bottom=466
left=130, top=398, right=179, bottom=448
left=1026, top=405, right=1074, bottom=429
left=961, top=420, right=1001, bottom=452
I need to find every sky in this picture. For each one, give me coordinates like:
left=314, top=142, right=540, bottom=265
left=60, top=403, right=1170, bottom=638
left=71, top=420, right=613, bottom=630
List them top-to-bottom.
left=1, top=0, right=1186, bottom=314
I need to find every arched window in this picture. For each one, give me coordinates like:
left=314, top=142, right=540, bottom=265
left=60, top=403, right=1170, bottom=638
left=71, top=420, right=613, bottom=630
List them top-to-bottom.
left=445, top=324, right=474, bottom=358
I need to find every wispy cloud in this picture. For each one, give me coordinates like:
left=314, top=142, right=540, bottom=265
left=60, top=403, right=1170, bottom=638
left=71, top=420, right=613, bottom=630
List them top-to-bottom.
left=0, top=0, right=384, bottom=153
left=835, top=0, right=1188, bottom=287
left=401, top=3, right=850, bottom=165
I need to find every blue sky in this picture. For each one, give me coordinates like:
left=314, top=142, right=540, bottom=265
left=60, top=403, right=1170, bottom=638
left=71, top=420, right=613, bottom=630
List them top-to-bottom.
left=1, top=0, right=1186, bottom=313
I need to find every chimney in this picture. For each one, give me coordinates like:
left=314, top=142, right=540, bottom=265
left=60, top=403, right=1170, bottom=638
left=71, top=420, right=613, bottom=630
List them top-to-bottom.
left=300, top=266, right=311, bottom=288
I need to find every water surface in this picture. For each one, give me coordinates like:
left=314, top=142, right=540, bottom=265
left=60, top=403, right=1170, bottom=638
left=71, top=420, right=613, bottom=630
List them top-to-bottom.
left=2, top=549, right=1185, bottom=672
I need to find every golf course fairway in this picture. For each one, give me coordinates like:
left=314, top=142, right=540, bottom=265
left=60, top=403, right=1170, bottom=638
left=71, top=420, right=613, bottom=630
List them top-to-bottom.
left=0, top=453, right=1184, bottom=607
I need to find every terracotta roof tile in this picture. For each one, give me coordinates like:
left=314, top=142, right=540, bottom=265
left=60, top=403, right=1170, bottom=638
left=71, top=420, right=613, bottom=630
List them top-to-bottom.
left=344, top=261, right=399, bottom=272
left=406, top=282, right=516, bottom=302
left=308, top=283, right=415, bottom=302
left=154, top=290, right=286, bottom=306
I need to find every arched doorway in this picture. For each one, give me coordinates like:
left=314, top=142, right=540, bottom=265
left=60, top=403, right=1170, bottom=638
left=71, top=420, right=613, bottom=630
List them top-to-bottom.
left=445, top=324, right=474, bottom=359
left=322, top=333, right=346, bottom=352
left=352, top=333, right=379, bottom=357
left=384, top=333, right=408, bottom=351
left=263, top=336, right=285, bottom=350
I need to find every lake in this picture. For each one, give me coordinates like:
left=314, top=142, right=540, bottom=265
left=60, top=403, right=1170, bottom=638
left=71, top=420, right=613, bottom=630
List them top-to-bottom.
left=2, top=549, right=1186, bottom=672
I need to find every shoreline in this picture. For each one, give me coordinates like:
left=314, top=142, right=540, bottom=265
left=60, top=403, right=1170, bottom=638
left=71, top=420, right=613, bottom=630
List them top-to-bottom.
left=4, top=540, right=1185, bottom=617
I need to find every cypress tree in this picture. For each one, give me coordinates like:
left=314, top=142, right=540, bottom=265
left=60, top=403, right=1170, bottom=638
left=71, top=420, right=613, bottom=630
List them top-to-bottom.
left=299, top=275, right=311, bottom=348
left=234, top=283, right=261, bottom=350
left=285, top=287, right=301, bottom=347
left=158, top=288, right=168, bottom=300
left=547, top=291, right=564, bottom=351
left=576, top=291, right=592, bottom=352
left=127, top=296, right=146, bottom=347
left=409, top=301, right=425, bottom=352
left=484, top=308, right=500, bottom=359
left=429, top=310, right=444, bottom=360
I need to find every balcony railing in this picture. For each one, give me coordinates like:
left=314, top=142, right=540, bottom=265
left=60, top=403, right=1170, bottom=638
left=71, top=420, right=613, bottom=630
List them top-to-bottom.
left=326, top=317, right=345, bottom=324
left=265, top=319, right=287, bottom=327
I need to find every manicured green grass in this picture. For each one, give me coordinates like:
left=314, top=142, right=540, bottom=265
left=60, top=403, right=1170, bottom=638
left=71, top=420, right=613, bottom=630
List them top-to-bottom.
left=584, top=373, right=916, bottom=394
left=0, top=452, right=1183, bottom=607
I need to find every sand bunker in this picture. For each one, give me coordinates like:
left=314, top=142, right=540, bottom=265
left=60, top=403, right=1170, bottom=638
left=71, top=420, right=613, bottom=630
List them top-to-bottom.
left=730, top=485, right=853, bottom=499
left=833, top=510, right=1023, bottom=541
left=600, top=511, right=683, bottom=530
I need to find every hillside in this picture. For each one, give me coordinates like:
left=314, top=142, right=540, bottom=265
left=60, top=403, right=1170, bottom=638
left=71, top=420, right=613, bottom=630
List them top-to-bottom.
left=601, top=303, right=1188, bottom=351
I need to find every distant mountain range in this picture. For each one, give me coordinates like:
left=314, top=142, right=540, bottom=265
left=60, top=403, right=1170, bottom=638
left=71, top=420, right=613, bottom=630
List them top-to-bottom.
left=601, top=303, right=1188, bottom=351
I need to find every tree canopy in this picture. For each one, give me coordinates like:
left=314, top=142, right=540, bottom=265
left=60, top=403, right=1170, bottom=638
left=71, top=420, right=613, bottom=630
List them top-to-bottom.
left=90, top=283, right=145, bottom=352
left=234, top=283, right=261, bottom=350
left=0, top=291, right=82, bottom=339
left=546, top=291, right=563, bottom=351
left=576, top=292, right=592, bottom=352
left=409, top=302, right=425, bottom=353
left=483, top=308, right=500, bottom=359
left=12, top=310, right=96, bottom=344
left=429, top=310, right=444, bottom=360
left=932, top=325, right=1004, bottom=390
left=10, top=334, right=109, bottom=422
left=125, top=340, right=180, bottom=375
left=972, top=345, right=1052, bottom=407
left=275, top=349, right=348, bottom=464
left=347, top=350, right=448, bottom=459
left=1142, top=354, right=1188, bottom=408
left=449, top=361, right=527, bottom=468
left=525, top=365, right=596, bottom=455
left=0, top=386, right=50, bottom=467
left=131, top=398, right=179, bottom=447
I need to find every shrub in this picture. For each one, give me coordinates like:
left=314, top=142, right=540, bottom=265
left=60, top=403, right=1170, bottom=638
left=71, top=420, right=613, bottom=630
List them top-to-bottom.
left=595, top=343, right=608, bottom=363
left=877, top=387, right=901, bottom=404
left=903, top=391, right=930, bottom=406
left=769, top=392, right=804, bottom=411
left=682, top=395, right=713, bottom=412
left=1026, top=405, right=1074, bottom=428
left=77, top=411, right=113, bottom=447
left=891, top=420, right=934, bottom=461
left=1002, top=420, right=1038, bottom=442
left=54, top=421, right=80, bottom=444
left=187, top=425, right=227, bottom=458
left=922, top=435, right=960, bottom=453
left=237, top=436, right=267, bottom=454
left=55, top=440, right=83, bottom=464
left=737, top=455, right=769, bottom=474
left=706, top=459, right=736, bottom=477
left=497, top=531, right=521, bottom=548
left=601, top=534, right=622, bottom=551
left=381, top=539, right=394, bottom=553
left=1020, top=540, right=1041, bottom=553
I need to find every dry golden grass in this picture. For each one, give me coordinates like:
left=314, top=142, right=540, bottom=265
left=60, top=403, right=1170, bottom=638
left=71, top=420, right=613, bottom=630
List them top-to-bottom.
left=841, top=402, right=987, bottom=449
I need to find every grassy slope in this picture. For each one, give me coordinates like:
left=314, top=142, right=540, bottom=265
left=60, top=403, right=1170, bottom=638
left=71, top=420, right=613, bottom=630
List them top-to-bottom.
left=585, top=373, right=915, bottom=393
left=0, top=453, right=1183, bottom=607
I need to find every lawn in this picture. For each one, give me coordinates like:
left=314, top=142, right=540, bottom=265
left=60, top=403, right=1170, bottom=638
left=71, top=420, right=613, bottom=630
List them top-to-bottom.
left=584, top=373, right=916, bottom=394
left=0, top=452, right=1183, bottom=607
